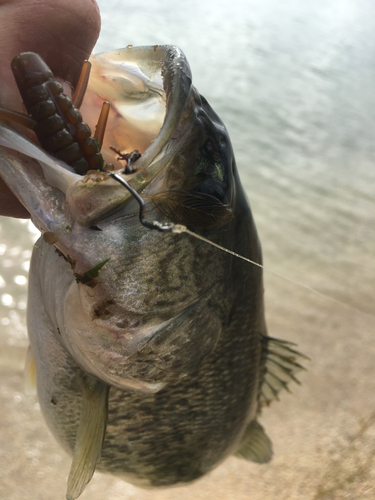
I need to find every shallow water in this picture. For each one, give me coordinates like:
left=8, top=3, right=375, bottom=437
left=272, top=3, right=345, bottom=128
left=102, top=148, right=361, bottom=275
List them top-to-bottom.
left=1, top=0, right=374, bottom=499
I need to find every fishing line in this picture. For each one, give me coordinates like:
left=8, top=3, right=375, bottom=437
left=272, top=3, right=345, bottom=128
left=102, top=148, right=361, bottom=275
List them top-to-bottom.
left=108, top=170, right=374, bottom=319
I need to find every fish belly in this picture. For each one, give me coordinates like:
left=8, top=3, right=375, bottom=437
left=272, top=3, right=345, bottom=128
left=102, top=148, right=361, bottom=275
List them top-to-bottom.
left=27, top=240, right=262, bottom=488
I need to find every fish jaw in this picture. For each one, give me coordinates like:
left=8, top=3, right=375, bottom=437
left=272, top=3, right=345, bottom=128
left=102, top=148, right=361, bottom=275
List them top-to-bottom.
left=86, top=46, right=193, bottom=172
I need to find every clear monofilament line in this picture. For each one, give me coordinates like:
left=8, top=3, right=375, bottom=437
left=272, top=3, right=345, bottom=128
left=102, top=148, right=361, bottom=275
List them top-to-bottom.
left=171, top=224, right=264, bottom=270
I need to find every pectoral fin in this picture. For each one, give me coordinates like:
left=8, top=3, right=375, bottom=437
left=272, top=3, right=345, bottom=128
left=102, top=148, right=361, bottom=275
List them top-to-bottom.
left=66, top=377, right=109, bottom=500
left=234, top=420, right=273, bottom=464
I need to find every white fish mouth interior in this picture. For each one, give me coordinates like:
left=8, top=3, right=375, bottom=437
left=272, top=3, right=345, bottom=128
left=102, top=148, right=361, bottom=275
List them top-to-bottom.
left=83, top=52, right=167, bottom=169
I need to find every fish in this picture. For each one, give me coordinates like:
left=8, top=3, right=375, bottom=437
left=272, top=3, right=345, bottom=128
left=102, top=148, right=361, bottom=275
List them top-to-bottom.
left=0, top=46, right=307, bottom=500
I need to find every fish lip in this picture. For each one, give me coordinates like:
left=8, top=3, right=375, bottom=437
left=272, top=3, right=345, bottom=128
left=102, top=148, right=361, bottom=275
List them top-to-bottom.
left=112, top=45, right=193, bottom=172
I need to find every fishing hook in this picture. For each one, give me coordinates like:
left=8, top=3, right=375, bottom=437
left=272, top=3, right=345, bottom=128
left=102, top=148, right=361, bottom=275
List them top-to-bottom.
left=104, top=170, right=175, bottom=233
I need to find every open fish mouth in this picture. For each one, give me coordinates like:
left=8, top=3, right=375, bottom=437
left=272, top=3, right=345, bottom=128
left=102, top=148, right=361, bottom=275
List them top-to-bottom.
left=0, top=45, right=194, bottom=225
left=0, top=45, right=235, bottom=230
left=85, top=46, right=192, bottom=176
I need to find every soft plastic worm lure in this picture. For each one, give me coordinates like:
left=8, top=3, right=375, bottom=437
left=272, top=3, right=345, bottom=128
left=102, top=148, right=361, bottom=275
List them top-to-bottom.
left=0, top=52, right=110, bottom=175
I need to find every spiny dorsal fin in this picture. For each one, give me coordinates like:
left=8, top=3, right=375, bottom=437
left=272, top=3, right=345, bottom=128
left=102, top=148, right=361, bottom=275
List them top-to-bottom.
left=260, top=336, right=309, bottom=407
left=66, top=377, right=109, bottom=500
left=235, top=419, right=273, bottom=463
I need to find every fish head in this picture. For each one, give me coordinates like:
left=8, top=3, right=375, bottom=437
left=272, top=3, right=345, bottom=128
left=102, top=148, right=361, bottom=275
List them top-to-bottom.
left=0, top=46, right=251, bottom=393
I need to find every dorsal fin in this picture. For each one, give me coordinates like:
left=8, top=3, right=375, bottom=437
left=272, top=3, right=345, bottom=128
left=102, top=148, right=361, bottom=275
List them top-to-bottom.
left=260, top=336, right=309, bottom=407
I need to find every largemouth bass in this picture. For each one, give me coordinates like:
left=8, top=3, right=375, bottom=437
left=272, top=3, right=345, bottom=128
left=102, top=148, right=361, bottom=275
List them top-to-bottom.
left=0, top=46, right=306, bottom=499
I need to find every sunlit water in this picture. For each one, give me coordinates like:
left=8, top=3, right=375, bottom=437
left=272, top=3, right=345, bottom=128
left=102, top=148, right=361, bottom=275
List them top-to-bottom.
left=0, top=0, right=374, bottom=499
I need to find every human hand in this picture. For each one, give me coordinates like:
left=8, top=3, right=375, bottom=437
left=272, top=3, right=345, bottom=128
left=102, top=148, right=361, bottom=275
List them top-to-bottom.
left=0, top=0, right=101, bottom=218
